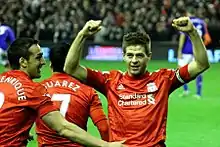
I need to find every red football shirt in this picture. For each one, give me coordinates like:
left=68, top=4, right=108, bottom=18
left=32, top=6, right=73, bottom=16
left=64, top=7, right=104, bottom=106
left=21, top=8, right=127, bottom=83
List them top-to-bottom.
left=86, top=65, right=192, bottom=147
left=0, top=70, right=57, bottom=147
left=36, top=73, right=107, bottom=147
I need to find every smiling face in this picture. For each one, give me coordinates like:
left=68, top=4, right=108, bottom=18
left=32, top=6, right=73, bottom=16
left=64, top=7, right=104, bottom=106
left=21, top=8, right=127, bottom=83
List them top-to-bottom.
left=122, top=32, right=152, bottom=77
left=18, top=44, right=45, bottom=79
left=25, top=44, right=45, bottom=79
left=124, top=45, right=151, bottom=77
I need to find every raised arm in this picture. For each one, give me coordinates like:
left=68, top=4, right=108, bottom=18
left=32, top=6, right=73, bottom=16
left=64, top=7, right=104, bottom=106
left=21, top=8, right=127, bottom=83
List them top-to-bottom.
left=172, top=17, right=210, bottom=78
left=64, top=20, right=102, bottom=82
left=177, top=34, right=185, bottom=60
left=42, top=111, right=125, bottom=147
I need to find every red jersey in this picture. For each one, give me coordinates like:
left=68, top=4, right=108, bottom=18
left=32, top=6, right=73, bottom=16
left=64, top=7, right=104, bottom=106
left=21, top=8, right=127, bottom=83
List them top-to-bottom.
left=86, top=65, right=192, bottom=147
left=0, top=70, right=57, bottom=147
left=36, top=73, right=107, bottom=147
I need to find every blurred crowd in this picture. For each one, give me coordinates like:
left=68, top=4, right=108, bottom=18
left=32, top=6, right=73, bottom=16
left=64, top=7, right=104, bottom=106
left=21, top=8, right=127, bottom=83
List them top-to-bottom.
left=1, top=0, right=220, bottom=43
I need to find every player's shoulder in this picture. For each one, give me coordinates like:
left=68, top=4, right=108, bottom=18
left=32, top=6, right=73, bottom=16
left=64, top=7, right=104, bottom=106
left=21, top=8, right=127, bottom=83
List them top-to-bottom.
left=150, top=68, right=176, bottom=77
left=109, top=70, right=124, bottom=76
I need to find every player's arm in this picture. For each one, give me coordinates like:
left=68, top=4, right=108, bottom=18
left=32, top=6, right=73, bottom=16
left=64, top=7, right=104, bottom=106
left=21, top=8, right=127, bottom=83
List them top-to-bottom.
left=172, top=17, right=210, bottom=79
left=64, top=20, right=102, bottom=82
left=177, top=33, right=185, bottom=59
left=33, top=85, right=125, bottom=147
left=89, top=91, right=109, bottom=141
left=42, top=111, right=110, bottom=147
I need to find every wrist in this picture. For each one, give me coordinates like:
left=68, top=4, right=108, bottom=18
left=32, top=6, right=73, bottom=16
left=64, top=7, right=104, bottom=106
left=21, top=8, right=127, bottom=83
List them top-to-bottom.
left=188, top=29, right=198, bottom=37
left=78, top=30, right=88, bottom=38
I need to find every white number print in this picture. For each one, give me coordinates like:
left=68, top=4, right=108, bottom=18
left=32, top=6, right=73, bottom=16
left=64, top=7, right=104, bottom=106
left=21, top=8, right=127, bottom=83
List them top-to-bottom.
left=0, top=92, right=5, bottom=108
left=52, top=94, right=71, bottom=117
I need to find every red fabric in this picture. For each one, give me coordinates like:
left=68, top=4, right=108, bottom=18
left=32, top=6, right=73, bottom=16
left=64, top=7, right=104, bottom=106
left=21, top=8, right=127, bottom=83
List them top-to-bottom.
left=86, top=65, right=191, bottom=147
left=0, top=70, right=57, bottom=146
left=36, top=73, right=107, bottom=146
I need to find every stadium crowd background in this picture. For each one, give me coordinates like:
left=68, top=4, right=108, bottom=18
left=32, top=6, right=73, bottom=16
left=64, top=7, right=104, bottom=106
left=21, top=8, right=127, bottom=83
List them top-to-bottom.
left=1, top=0, right=220, bottom=46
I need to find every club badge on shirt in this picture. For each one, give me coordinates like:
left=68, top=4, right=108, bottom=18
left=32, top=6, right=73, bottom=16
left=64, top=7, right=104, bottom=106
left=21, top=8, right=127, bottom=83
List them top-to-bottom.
left=147, top=82, right=158, bottom=93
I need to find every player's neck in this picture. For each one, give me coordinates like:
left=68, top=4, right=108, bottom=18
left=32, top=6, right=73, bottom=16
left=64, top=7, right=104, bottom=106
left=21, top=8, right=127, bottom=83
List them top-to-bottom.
left=126, top=71, right=149, bottom=80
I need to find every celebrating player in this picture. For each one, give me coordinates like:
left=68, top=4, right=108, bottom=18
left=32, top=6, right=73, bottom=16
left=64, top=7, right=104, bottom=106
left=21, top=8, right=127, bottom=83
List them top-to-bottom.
left=177, top=9, right=212, bottom=98
left=64, top=17, right=210, bottom=146
left=0, top=38, right=125, bottom=147
left=36, top=42, right=109, bottom=146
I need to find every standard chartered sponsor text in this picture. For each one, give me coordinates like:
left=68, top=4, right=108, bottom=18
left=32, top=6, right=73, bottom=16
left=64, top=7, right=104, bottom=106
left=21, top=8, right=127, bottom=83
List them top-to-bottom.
left=118, top=93, right=155, bottom=106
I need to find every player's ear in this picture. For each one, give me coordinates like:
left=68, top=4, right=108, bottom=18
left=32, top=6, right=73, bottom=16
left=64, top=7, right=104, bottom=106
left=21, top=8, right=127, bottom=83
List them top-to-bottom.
left=147, top=52, right=152, bottom=60
left=19, top=57, right=28, bottom=68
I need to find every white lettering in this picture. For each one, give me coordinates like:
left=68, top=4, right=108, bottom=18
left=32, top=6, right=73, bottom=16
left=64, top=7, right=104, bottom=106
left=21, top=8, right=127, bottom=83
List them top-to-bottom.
left=0, top=76, right=26, bottom=100
left=44, top=80, right=80, bottom=92
left=54, top=80, right=61, bottom=87
left=62, top=80, right=68, bottom=87
left=118, top=93, right=156, bottom=106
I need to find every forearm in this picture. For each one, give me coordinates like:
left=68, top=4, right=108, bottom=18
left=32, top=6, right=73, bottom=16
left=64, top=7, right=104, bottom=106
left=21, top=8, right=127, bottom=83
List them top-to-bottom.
left=189, top=29, right=209, bottom=67
left=64, top=31, right=86, bottom=74
left=178, top=34, right=185, bottom=55
left=59, top=120, right=108, bottom=147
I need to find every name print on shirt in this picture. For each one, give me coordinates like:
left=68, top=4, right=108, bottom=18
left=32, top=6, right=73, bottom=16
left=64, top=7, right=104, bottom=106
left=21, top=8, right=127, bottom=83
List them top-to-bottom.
left=0, top=76, right=26, bottom=100
left=43, top=80, right=80, bottom=92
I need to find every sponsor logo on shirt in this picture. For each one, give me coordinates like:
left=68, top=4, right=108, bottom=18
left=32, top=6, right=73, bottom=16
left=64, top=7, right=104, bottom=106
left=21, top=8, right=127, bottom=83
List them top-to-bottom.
left=117, top=84, right=125, bottom=90
left=118, top=93, right=155, bottom=106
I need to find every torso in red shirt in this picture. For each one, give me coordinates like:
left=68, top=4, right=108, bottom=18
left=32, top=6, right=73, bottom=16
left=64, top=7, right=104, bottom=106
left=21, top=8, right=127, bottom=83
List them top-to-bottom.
left=86, top=65, right=192, bottom=147
left=0, top=70, right=57, bottom=147
left=36, top=73, right=106, bottom=147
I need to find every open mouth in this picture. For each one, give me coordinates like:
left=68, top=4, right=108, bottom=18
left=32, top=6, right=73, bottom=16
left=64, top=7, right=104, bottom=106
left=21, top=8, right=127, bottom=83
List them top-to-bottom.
left=131, top=66, right=140, bottom=70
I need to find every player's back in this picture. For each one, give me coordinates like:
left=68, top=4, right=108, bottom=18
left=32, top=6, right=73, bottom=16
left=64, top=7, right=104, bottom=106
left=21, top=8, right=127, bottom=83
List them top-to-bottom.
left=182, top=16, right=206, bottom=54
left=0, top=70, right=48, bottom=146
left=36, top=73, right=95, bottom=147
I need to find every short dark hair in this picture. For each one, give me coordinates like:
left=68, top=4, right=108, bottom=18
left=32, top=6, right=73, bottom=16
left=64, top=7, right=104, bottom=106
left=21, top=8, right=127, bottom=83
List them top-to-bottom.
left=122, top=32, right=151, bottom=55
left=7, top=38, right=39, bottom=69
left=49, top=42, right=70, bottom=73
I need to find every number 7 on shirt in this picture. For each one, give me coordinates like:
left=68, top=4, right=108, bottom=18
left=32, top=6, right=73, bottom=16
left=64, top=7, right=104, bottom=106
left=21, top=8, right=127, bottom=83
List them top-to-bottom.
left=51, top=94, right=71, bottom=117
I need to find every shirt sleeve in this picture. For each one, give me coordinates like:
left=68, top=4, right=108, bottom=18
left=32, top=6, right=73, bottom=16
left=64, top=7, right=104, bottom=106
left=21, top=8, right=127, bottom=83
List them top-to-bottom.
left=168, top=64, right=193, bottom=94
left=86, top=68, right=110, bottom=95
left=27, top=84, right=58, bottom=118
left=89, top=90, right=107, bottom=124
left=89, top=90, right=109, bottom=141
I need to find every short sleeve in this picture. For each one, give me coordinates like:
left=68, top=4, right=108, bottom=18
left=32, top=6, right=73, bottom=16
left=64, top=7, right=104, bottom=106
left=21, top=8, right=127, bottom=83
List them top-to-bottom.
left=86, top=68, right=110, bottom=94
left=28, top=84, right=58, bottom=118
left=89, top=90, right=107, bottom=125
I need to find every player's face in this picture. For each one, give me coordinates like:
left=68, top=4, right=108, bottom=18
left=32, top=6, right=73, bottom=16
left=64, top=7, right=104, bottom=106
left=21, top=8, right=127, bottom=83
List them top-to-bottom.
left=26, top=44, right=45, bottom=79
left=123, top=45, right=151, bottom=76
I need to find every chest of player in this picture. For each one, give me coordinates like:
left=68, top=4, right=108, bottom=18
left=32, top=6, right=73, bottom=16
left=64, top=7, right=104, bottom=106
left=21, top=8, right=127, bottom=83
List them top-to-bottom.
left=106, top=78, right=169, bottom=108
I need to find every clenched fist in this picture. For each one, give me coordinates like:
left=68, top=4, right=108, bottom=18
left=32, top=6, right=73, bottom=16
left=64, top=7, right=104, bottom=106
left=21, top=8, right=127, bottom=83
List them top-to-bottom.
left=172, top=17, right=196, bottom=33
left=80, top=20, right=102, bottom=37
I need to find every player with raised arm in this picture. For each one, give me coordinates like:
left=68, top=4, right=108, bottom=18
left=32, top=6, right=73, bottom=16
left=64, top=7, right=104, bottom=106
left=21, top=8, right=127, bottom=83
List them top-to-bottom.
left=177, top=8, right=212, bottom=98
left=64, top=17, right=210, bottom=146
left=0, top=38, right=125, bottom=147
left=36, top=42, right=109, bottom=146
